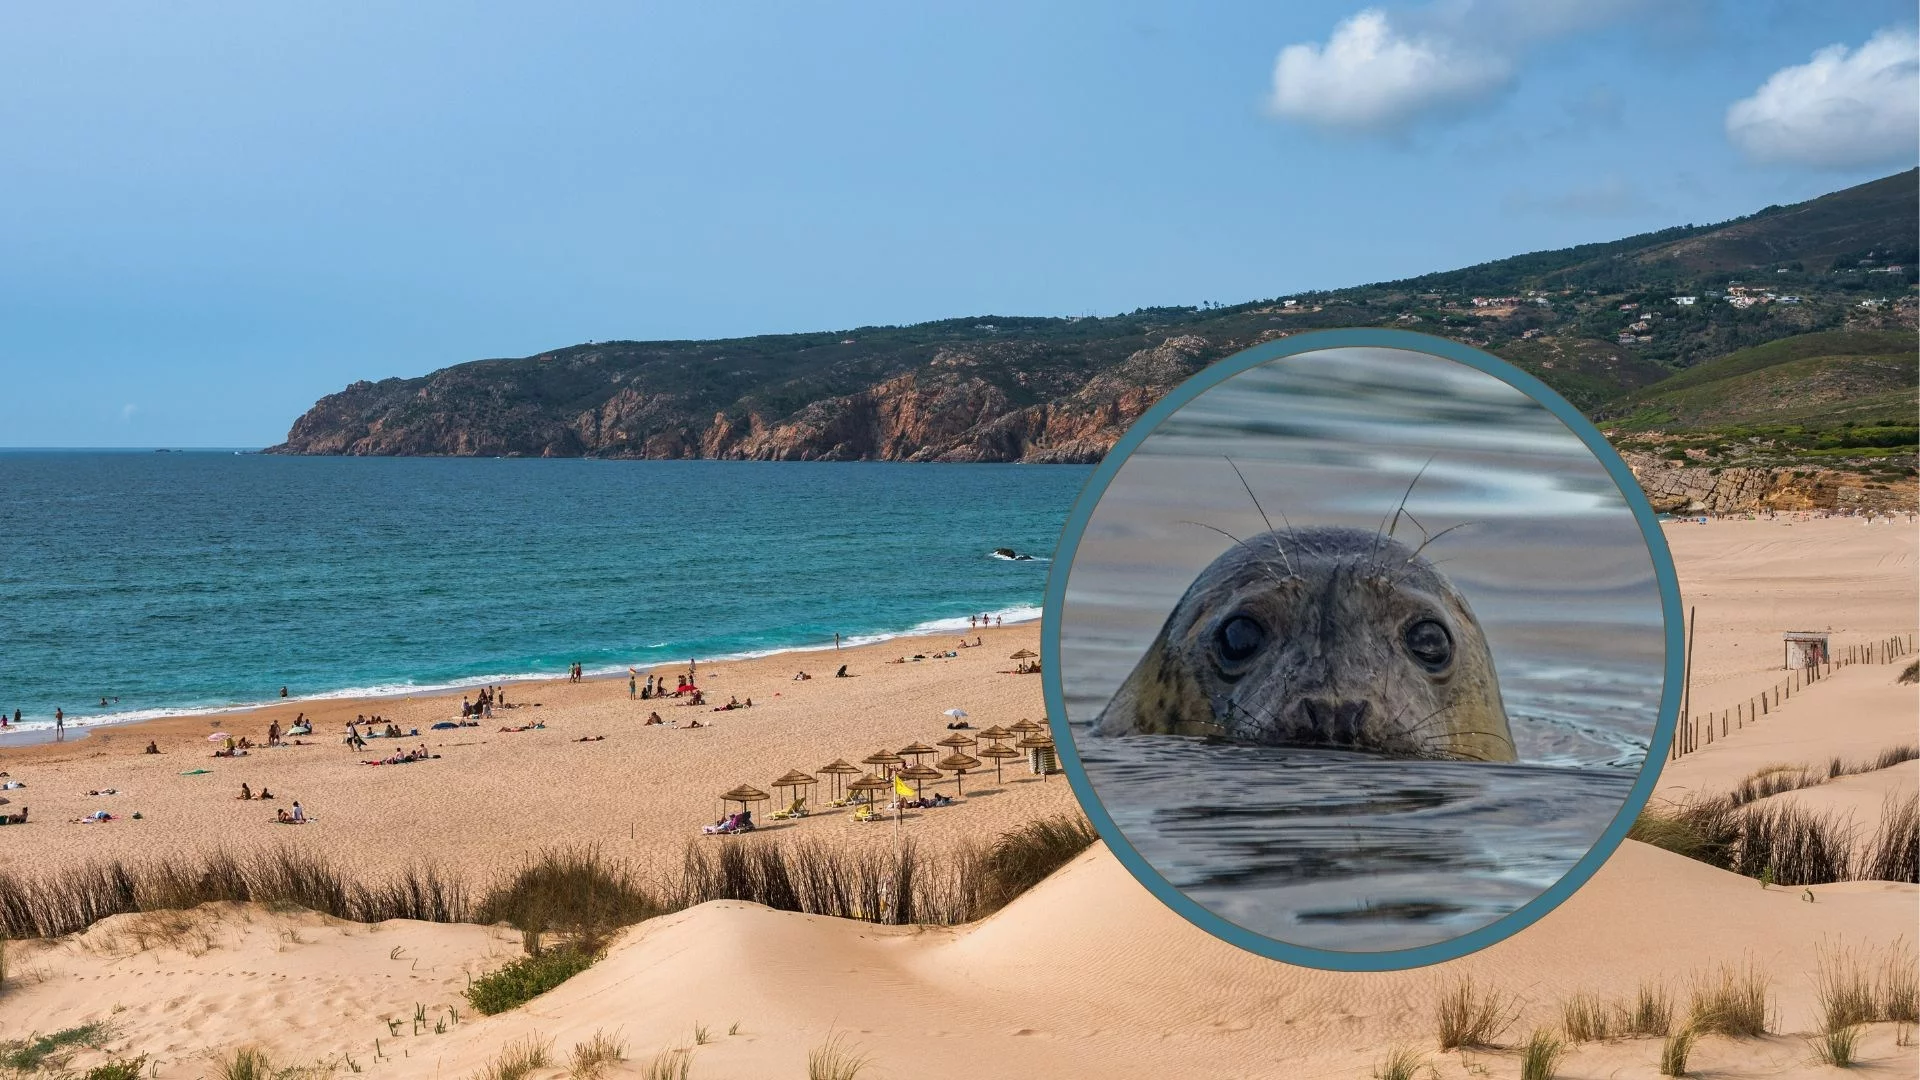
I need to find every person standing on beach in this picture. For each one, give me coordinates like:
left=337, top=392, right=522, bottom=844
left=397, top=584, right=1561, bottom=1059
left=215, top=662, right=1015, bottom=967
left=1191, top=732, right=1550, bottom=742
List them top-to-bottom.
left=628, top=671, right=637, bottom=699
left=54, top=708, right=64, bottom=741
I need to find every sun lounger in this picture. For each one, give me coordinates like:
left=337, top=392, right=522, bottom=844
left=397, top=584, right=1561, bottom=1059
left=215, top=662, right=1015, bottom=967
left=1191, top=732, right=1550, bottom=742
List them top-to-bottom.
left=769, top=796, right=809, bottom=820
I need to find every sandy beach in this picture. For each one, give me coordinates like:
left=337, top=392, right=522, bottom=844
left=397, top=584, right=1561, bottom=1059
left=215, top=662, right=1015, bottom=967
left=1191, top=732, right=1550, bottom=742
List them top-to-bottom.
left=0, top=516, right=1914, bottom=1078
left=0, top=623, right=1074, bottom=883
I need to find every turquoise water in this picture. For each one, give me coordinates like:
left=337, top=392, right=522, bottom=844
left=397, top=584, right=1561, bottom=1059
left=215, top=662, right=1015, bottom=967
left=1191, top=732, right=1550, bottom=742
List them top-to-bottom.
left=0, top=452, right=1089, bottom=735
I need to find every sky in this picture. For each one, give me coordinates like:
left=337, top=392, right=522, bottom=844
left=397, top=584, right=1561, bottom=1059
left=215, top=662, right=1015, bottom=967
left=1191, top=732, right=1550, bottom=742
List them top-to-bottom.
left=2, top=1, right=1914, bottom=447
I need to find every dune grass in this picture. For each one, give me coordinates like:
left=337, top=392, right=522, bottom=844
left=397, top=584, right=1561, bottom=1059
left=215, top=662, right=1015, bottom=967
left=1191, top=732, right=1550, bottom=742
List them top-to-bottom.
left=1631, top=790, right=1919, bottom=886
left=0, top=814, right=1098, bottom=944
left=1880, top=940, right=1919, bottom=1023
left=1815, top=943, right=1879, bottom=1032
left=465, top=946, right=599, bottom=1016
left=1688, top=960, right=1771, bottom=1037
left=1434, top=975, right=1518, bottom=1050
left=1562, top=980, right=1675, bottom=1042
left=0, top=1023, right=118, bottom=1072
left=1809, top=1024, right=1862, bottom=1067
left=1658, top=1028, right=1696, bottom=1076
left=1519, top=1029, right=1564, bottom=1080
left=566, top=1030, right=626, bottom=1080
left=807, top=1032, right=870, bottom=1080
left=473, top=1035, right=552, bottom=1080
left=1370, top=1046, right=1426, bottom=1080
left=214, top=1047, right=274, bottom=1080
left=638, top=1050, right=690, bottom=1080
left=83, top=1056, right=148, bottom=1080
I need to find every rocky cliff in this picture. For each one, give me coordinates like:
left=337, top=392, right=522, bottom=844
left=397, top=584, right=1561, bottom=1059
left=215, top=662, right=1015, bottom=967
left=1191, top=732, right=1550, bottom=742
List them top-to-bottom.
left=1622, top=452, right=1918, bottom=514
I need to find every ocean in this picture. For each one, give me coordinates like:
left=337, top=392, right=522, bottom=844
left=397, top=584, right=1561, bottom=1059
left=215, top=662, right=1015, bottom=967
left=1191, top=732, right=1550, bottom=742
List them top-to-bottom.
left=1057, top=347, right=1669, bottom=952
left=0, top=451, right=1090, bottom=737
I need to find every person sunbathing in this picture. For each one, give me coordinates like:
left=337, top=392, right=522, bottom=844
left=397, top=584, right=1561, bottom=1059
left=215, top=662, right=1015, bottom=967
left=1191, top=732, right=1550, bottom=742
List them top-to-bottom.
left=835, top=665, right=849, bottom=677
left=793, top=671, right=811, bottom=680
left=686, top=690, right=706, bottom=705
left=644, top=712, right=664, bottom=725
left=685, top=719, right=706, bottom=729
left=576, top=735, right=605, bottom=742
left=144, top=741, right=161, bottom=754
left=239, top=783, right=253, bottom=800
left=259, top=787, right=274, bottom=800
left=0, top=806, right=26, bottom=825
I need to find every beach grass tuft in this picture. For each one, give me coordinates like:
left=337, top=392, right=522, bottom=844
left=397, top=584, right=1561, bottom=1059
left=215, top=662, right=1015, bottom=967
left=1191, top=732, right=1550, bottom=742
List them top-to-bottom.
left=1899, top=659, right=1917, bottom=684
left=961, top=814, right=1098, bottom=918
left=475, top=847, right=658, bottom=951
left=1880, top=939, right=1918, bottom=1023
left=1815, top=942, right=1878, bottom=1032
left=464, top=946, right=598, bottom=1016
left=1688, top=960, right=1771, bottom=1037
left=1434, top=975, right=1518, bottom=1050
left=1626, top=981, right=1674, bottom=1037
left=0, top=1022, right=118, bottom=1072
left=1809, top=1024, right=1861, bottom=1067
left=1658, top=1027, right=1696, bottom=1076
left=1519, top=1029, right=1563, bottom=1080
left=566, top=1030, right=625, bottom=1080
left=807, top=1031, right=870, bottom=1080
left=473, top=1035, right=552, bottom=1080
left=215, top=1046, right=274, bottom=1080
left=1371, top=1046, right=1425, bottom=1080
left=638, top=1049, right=689, bottom=1080
left=84, top=1056, right=149, bottom=1080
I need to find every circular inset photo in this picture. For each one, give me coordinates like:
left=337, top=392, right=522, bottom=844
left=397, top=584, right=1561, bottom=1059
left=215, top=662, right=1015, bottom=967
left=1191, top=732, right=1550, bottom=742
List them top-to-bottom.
left=1044, top=330, right=1680, bottom=969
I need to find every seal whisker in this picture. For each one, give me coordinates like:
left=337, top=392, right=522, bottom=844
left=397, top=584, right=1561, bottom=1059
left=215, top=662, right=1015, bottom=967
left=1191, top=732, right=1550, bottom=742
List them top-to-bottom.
left=1377, top=454, right=1438, bottom=558
left=1223, top=456, right=1298, bottom=579
left=1176, top=520, right=1292, bottom=592
left=1408, top=520, right=1483, bottom=563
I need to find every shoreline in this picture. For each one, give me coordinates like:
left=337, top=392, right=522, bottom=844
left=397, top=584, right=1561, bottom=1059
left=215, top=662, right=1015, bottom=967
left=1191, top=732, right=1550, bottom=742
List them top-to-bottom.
left=0, top=604, right=1043, bottom=745
left=0, top=618, right=1046, bottom=771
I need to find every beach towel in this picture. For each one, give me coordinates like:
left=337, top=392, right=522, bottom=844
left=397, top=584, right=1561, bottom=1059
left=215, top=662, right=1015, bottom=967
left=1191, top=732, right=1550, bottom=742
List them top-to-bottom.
left=179, top=769, right=211, bottom=776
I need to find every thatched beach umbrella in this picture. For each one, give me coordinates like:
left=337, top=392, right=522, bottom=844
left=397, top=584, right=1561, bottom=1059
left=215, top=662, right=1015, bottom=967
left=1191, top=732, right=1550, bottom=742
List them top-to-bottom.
left=1008, top=649, right=1037, bottom=660
left=1009, top=718, right=1043, bottom=736
left=977, top=724, right=1013, bottom=743
left=936, top=732, right=976, bottom=750
left=897, top=741, right=937, bottom=763
left=976, top=742, right=1020, bottom=783
left=861, top=749, right=905, bottom=772
left=935, top=751, right=981, bottom=795
left=817, top=759, right=860, bottom=799
left=899, top=762, right=943, bottom=798
left=770, top=769, right=818, bottom=809
left=846, top=773, right=892, bottom=807
left=720, top=784, right=770, bottom=820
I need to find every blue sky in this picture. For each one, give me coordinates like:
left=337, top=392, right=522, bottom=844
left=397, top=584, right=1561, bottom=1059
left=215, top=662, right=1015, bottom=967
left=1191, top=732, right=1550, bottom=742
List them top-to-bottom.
left=2, top=1, right=1914, bottom=447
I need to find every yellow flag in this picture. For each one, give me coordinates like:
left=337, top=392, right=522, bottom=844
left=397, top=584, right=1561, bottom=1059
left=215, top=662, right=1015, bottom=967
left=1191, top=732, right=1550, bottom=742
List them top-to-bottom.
left=893, top=775, right=916, bottom=799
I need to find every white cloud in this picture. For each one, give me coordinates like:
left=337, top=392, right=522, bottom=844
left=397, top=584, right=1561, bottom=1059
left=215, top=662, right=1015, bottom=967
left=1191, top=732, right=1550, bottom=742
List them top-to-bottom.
left=1267, top=1, right=1657, bottom=134
left=1269, top=10, right=1510, bottom=133
left=1727, top=28, right=1920, bottom=169
left=121, top=404, right=138, bottom=420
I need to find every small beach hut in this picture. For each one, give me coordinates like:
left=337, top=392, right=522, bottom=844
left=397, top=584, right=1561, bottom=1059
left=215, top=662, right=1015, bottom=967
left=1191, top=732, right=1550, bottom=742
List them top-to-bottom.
left=1783, top=631, right=1830, bottom=669
left=897, top=741, right=937, bottom=763
left=976, top=742, right=1020, bottom=783
left=935, top=751, right=981, bottom=794
left=817, top=759, right=861, bottom=800
left=770, top=769, right=818, bottom=813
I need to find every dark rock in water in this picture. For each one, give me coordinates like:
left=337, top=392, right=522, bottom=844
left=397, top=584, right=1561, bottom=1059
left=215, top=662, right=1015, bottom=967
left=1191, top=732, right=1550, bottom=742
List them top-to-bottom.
left=993, top=548, right=1017, bottom=558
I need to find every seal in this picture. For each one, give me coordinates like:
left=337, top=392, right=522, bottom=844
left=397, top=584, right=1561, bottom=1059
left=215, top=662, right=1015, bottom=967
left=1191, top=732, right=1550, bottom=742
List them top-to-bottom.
left=1091, top=524, right=1516, bottom=762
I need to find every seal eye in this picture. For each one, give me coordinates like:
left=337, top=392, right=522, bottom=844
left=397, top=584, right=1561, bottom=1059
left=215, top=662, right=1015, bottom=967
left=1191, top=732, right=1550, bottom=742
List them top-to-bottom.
left=1214, top=615, right=1267, bottom=666
left=1404, top=618, right=1452, bottom=672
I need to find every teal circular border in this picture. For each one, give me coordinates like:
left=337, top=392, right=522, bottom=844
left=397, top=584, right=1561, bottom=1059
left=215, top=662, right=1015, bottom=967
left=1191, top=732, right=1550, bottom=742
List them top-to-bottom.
left=1041, top=328, right=1683, bottom=972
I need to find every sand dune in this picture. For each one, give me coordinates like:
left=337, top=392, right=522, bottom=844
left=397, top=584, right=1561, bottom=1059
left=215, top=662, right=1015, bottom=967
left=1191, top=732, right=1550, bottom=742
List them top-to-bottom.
left=3, top=839, right=1913, bottom=1080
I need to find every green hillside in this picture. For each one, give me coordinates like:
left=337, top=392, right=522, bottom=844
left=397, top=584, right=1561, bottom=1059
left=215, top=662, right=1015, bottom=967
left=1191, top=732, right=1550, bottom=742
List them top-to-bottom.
left=1612, top=330, right=1917, bottom=431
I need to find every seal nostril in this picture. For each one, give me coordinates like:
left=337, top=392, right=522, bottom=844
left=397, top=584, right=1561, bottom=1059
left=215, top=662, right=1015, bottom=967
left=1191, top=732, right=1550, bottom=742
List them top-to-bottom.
left=1299, top=699, right=1372, bottom=746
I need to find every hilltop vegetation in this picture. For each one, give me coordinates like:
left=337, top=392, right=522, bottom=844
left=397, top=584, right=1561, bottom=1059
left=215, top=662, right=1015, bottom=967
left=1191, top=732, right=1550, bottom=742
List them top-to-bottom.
left=272, top=170, right=1918, bottom=483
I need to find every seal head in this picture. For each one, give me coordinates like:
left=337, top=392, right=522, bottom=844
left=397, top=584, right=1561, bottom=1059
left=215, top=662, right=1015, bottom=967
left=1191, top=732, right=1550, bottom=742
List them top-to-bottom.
left=1091, top=525, right=1515, bottom=762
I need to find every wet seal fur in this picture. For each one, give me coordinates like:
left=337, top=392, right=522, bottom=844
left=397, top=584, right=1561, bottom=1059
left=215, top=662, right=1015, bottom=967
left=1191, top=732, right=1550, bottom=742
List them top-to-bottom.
left=1092, top=525, right=1516, bottom=762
